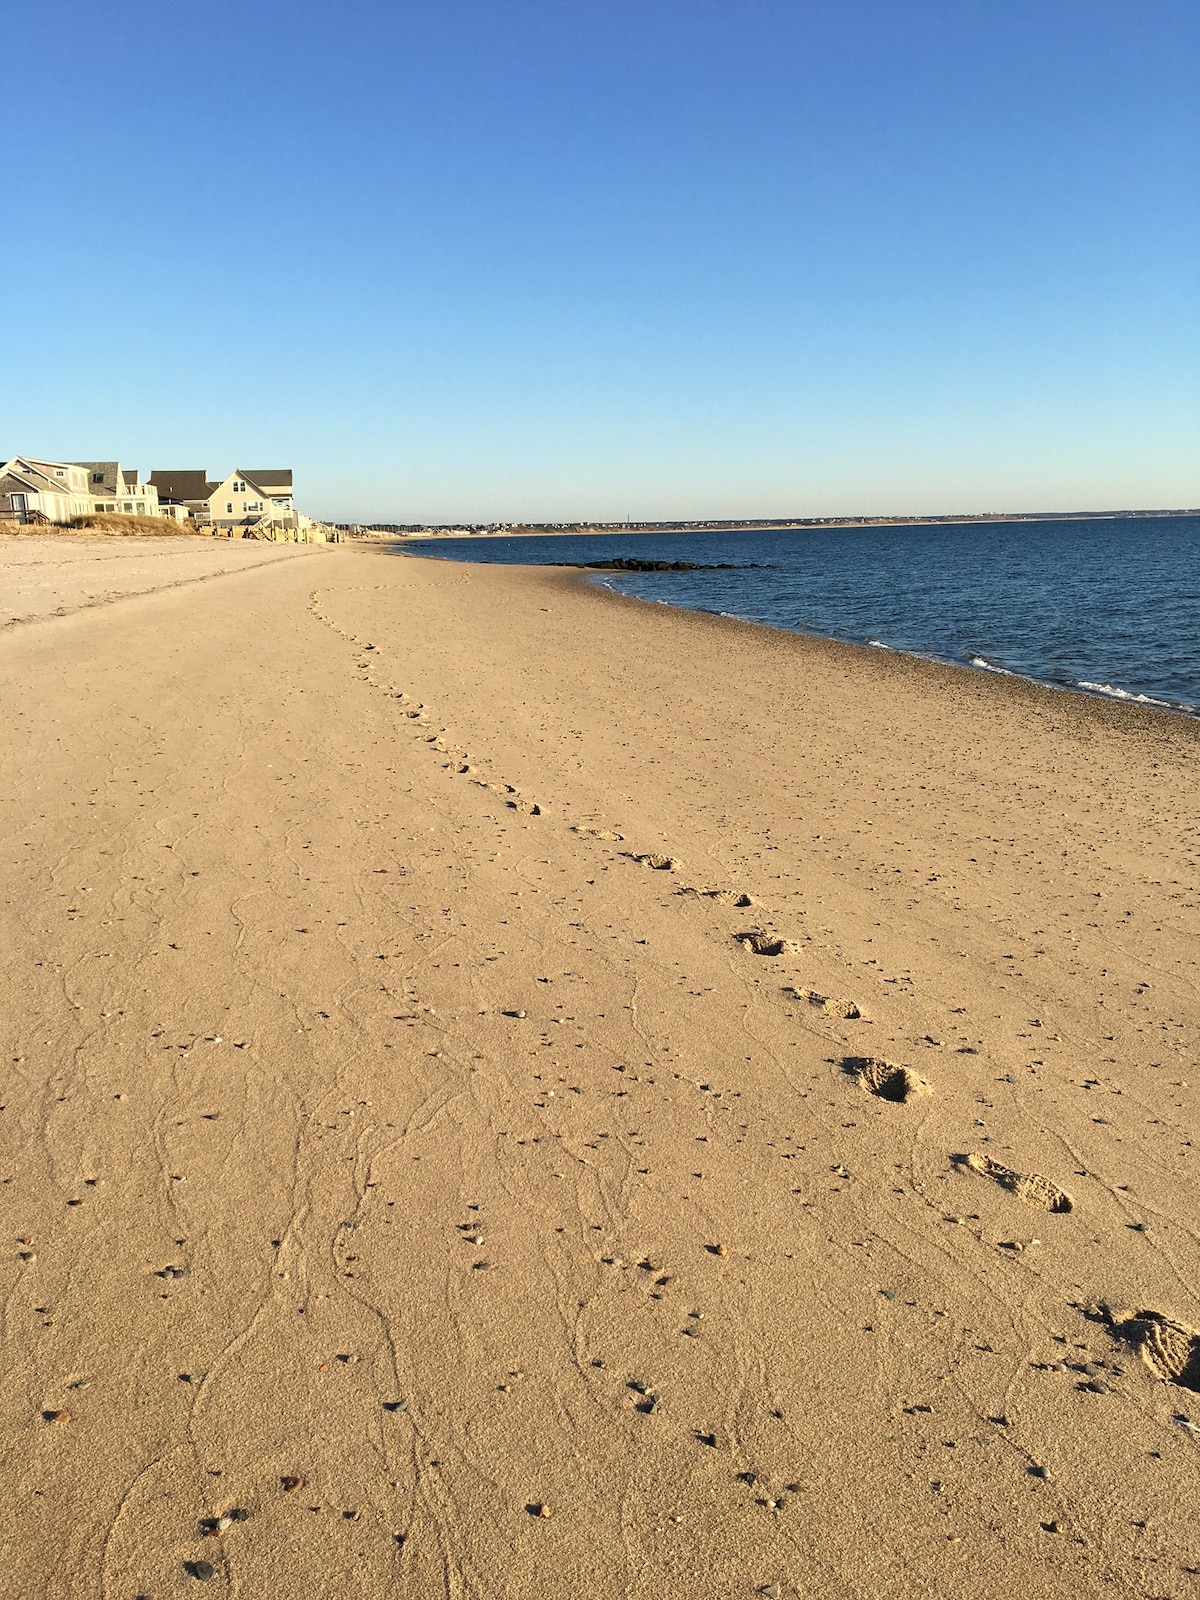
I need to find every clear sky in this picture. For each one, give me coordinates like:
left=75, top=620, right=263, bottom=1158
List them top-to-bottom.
left=5, top=0, right=1197, bottom=522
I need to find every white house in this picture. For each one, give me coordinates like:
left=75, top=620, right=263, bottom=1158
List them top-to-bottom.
left=0, top=457, right=93, bottom=524
left=74, top=462, right=162, bottom=517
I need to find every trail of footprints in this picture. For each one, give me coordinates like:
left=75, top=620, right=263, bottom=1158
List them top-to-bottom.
left=309, top=590, right=544, bottom=814
left=311, top=591, right=1200, bottom=1398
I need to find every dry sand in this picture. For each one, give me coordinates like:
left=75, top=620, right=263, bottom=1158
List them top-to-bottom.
left=1, top=535, right=318, bottom=629
left=2, top=538, right=1198, bottom=1598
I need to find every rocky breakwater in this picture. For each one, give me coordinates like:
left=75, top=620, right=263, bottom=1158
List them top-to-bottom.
left=550, top=557, right=758, bottom=572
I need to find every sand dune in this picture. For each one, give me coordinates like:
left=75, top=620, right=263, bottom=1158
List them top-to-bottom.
left=2, top=538, right=1198, bottom=1597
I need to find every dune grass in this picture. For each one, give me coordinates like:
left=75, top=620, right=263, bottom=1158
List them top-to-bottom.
left=67, top=513, right=203, bottom=536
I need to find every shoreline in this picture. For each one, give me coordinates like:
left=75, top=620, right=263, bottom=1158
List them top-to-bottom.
left=3, top=539, right=1198, bottom=1596
left=402, top=543, right=1200, bottom=729
left=568, top=561, right=1200, bottom=739
left=587, top=571, right=1200, bottom=726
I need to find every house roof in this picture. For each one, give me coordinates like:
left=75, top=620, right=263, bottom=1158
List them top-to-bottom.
left=149, top=469, right=218, bottom=501
left=240, top=469, right=292, bottom=489
left=0, top=471, right=40, bottom=496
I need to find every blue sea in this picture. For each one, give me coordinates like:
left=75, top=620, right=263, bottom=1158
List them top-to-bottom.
left=413, top=516, right=1200, bottom=716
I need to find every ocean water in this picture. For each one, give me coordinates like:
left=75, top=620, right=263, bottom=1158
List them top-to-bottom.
left=413, top=516, right=1200, bottom=716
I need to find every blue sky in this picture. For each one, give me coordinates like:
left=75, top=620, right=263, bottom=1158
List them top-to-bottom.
left=5, top=0, right=1197, bottom=521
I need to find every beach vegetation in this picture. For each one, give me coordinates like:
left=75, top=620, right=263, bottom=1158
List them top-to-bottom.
left=66, top=512, right=203, bottom=536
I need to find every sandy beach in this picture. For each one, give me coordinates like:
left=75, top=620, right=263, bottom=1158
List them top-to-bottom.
left=3, top=535, right=1199, bottom=1598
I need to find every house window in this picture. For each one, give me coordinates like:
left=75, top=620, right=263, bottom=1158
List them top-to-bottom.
left=55, top=469, right=65, bottom=477
left=92, top=473, right=104, bottom=483
left=232, top=480, right=245, bottom=492
left=226, top=502, right=233, bottom=513
left=246, top=502, right=261, bottom=512
left=123, top=503, right=134, bottom=513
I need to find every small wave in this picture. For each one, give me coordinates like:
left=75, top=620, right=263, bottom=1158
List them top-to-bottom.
left=866, top=639, right=889, bottom=650
left=971, top=657, right=1016, bottom=676
left=1077, top=680, right=1174, bottom=708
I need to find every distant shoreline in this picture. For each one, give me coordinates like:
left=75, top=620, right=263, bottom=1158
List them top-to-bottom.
left=352, top=508, right=1199, bottom=540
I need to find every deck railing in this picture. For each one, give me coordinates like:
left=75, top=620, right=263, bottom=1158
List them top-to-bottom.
left=0, top=508, right=51, bottom=526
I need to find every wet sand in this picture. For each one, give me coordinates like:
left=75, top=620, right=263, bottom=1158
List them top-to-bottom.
left=2, top=538, right=1199, bottom=1597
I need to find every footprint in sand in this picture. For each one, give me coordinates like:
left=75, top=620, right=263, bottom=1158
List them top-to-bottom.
left=507, top=798, right=541, bottom=815
left=572, top=825, right=624, bottom=842
left=626, top=852, right=681, bottom=871
left=680, top=886, right=755, bottom=907
left=738, top=932, right=800, bottom=957
left=784, top=985, right=860, bottom=1020
left=843, top=1056, right=929, bottom=1102
left=959, top=1151, right=1072, bottom=1213
left=1097, top=1306, right=1200, bottom=1391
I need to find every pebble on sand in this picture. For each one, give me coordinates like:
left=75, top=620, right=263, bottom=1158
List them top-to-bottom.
left=42, top=1409, right=70, bottom=1424
left=528, top=1502, right=552, bottom=1518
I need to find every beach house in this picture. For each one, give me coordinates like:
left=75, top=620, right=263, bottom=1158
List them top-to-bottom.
left=1, top=454, right=310, bottom=535
left=0, top=456, right=175, bottom=524
left=0, top=457, right=94, bottom=524
left=74, top=462, right=162, bottom=518
left=148, top=468, right=299, bottom=535
left=146, top=470, right=220, bottom=522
